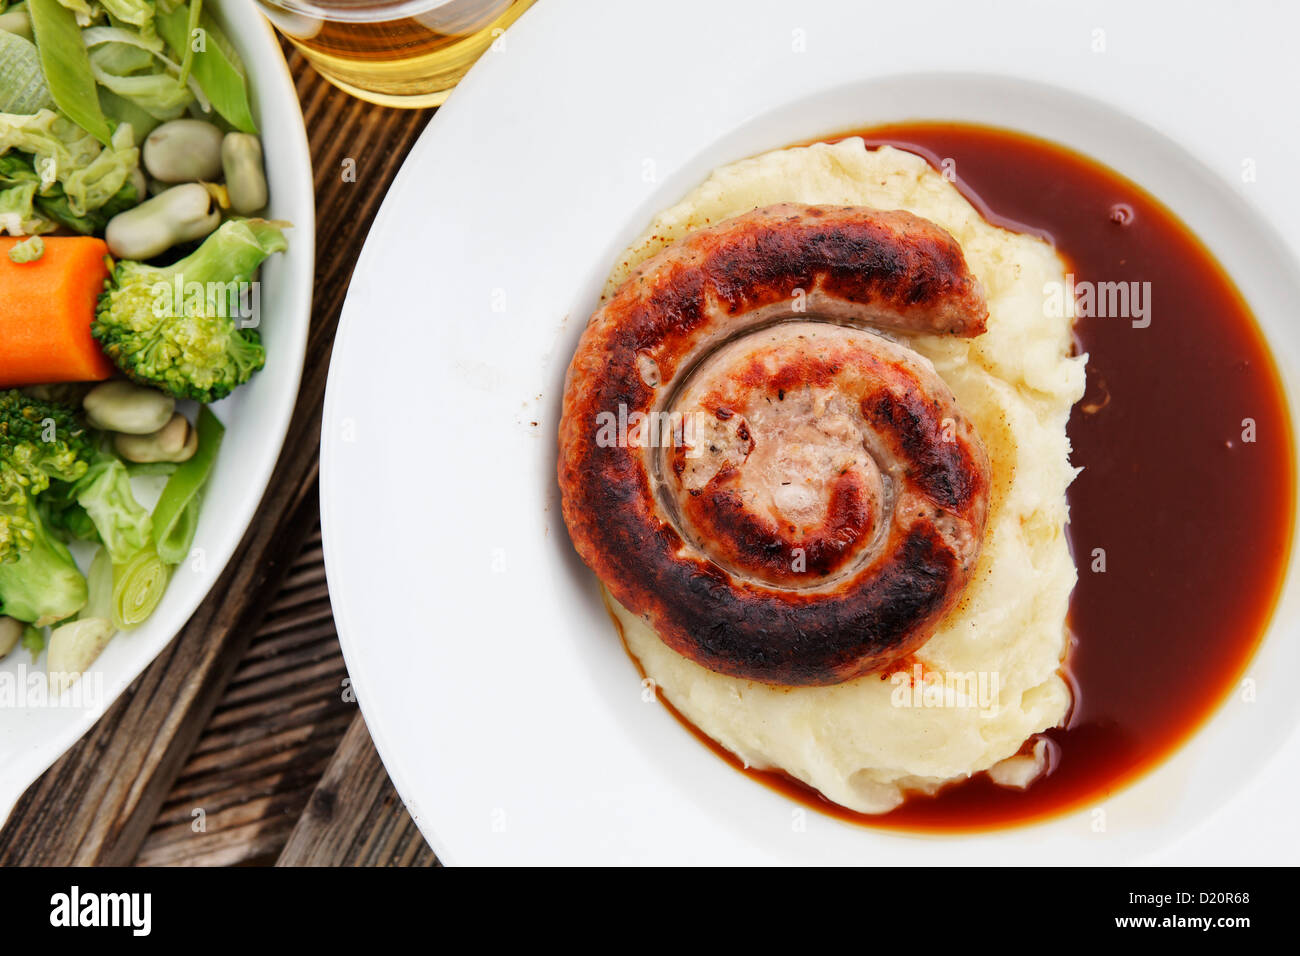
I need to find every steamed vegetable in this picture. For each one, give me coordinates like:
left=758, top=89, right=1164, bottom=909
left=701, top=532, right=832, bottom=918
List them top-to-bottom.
left=3, top=0, right=260, bottom=239
left=17, top=0, right=260, bottom=137
left=27, top=0, right=113, bottom=145
left=156, top=3, right=257, bottom=133
left=0, top=11, right=35, bottom=42
left=82, top=21, right=189, bottom=126
left=0, top=28, right=53, bottom=113
left=0, top=111, right=140, bottom=236
left=143, top=118, right=223, bottom=182
left=221, top=132, right=267, bottom=214
left=0, top=150, right=139, bottom=236
left=0, top=166, right=44, bottom=235
left=104, top=181, right=219, bottom=258
left=92, top=218, right=287, bottom=401
left=7, top=233, right=42, bottom=262
left=0, top=235, right=115, bottom=386
left=82, top=379, right=174, bottom=434
left=0, top=389, right=92, bottom=625
left=152, top=404, right=221, bottom=564
left=114, top=411, right=196, bottom=463
left=67, top=449, right=153, bottom=564
left=0, top=474, right=88, bottom=628
left=110, top=542, right=167, bottom=628
left=43, top=544, right=117, bottom=686
left=47, top=545, right=117, bottom=687
left=0, top=614, right=21, bottom=658
left=47, top=616, right=114, bottom=692
left=20, top=622, right=44, bottom=656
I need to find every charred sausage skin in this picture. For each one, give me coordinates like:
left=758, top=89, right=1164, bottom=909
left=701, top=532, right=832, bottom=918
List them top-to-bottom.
left=558, top=204, right=992, bottom=686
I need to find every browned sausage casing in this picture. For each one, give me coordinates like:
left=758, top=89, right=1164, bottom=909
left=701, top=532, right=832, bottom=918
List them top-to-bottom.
left=558, top=203, right=992, bottom=686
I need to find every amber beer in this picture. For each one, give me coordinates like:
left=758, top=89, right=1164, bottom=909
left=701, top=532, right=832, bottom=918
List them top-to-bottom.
left=256, top=0, right=535, bottom=107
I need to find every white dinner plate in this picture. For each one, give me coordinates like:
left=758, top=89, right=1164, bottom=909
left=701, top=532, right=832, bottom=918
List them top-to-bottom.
left=320, top=0, right=1300, bottom=864
left=0, top=2, right=315, bottom=823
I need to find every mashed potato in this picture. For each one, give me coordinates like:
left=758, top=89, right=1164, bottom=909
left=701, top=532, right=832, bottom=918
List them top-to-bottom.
left=602, top=139, right=1087, bottom=814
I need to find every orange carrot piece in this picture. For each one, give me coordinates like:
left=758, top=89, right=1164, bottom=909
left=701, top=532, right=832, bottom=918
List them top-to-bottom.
left=0, top=236, right=115, bottom=388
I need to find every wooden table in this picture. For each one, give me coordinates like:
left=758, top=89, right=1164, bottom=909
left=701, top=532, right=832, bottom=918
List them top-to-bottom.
left=0, top=47, right=439, bottom=867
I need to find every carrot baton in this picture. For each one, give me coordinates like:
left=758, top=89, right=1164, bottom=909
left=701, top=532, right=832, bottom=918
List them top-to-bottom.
left=0, top=236, right=116, bottom=387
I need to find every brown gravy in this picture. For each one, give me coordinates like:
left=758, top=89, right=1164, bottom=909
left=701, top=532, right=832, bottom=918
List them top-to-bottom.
left=628, top=122, right=1296, bottom=832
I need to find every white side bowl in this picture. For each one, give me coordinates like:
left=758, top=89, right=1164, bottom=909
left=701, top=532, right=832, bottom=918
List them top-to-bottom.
left=0, top=0, right=316, bottom=822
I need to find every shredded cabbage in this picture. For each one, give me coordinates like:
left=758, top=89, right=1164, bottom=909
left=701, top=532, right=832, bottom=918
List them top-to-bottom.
left=0, top=30, right=54, bottom=114
left=0, top=108, right=139, bottom=230
left=0, top=180, right=52, bottom=235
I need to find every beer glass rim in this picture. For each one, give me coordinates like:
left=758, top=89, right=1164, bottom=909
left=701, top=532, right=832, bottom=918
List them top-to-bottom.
left=255, top=0, right=472, bottom=24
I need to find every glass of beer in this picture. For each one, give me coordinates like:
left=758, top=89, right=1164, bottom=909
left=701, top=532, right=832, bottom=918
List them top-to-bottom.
left=255, top=0, right=535, bottom=108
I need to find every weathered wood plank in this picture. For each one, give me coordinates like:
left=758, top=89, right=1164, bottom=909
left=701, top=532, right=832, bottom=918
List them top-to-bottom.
left=138, top=607, right=356, bottom=867
left=276, top=713, right=439, bottom=867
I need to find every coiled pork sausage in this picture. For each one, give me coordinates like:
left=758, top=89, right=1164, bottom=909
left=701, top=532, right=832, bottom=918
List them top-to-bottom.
left=558, top=204, right=991, bottom=686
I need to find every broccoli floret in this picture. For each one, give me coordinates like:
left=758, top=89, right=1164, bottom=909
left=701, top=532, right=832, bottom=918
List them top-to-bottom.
left=91, top=219, right=289, bottom=403
left=0, top=391, right=93, bottom=625
left=0, top=391, right=92, bottom=559
left=0, top=500, right=89, bottom=626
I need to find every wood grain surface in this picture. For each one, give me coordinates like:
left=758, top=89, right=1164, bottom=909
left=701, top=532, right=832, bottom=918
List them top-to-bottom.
left=0, top=47, right=438, bottom=867
left=134, top=522, right=353, bottom=867
left=277, top=714, right=439, bottom=867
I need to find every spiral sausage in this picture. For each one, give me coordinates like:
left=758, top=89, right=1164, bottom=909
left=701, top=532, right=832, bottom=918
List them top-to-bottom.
left=558, top=203, right=991, bottom=686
